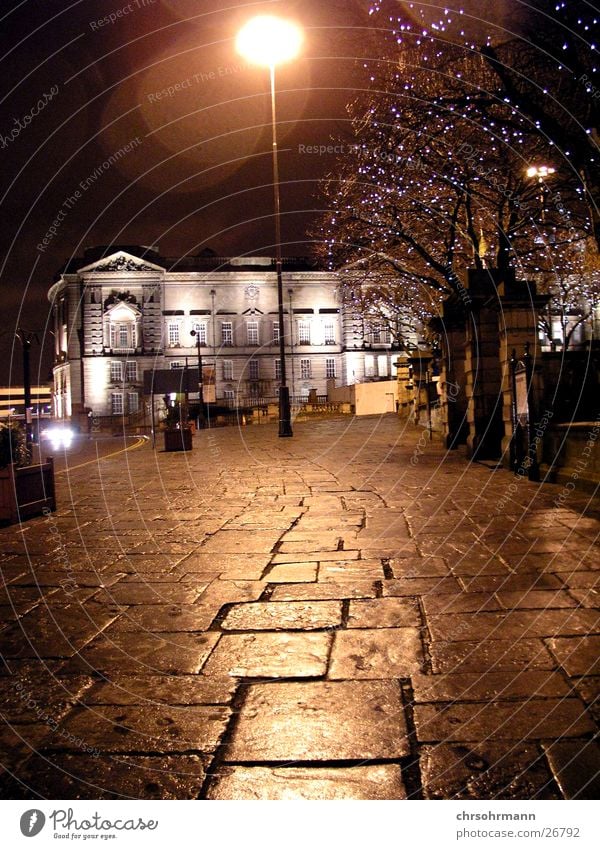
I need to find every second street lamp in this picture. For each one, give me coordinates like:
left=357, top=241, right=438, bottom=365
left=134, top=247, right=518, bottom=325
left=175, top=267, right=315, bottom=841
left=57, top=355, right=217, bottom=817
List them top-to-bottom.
left=236, top=15, right=303, bottom=437
left=190, top=329, right=205, bottom=429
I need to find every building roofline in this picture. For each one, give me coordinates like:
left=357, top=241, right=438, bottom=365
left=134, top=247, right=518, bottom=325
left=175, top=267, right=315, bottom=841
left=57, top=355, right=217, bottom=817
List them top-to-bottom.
left=54, top=245, right=327, bottom=279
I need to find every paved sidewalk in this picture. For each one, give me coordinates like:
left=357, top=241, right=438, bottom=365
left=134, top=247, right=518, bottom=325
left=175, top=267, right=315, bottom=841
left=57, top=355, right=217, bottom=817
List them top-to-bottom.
left=1, top=415, right=599, bottom=800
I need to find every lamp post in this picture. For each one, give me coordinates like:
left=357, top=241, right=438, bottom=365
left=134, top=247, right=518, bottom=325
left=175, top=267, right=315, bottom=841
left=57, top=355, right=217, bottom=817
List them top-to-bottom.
left=236, top=15, right=303, bottom=437
left=526, top=164, right=556, bottom=226
left=527, top=164, right=557, bottom=346
left=15, top=329, right=38, bottom=458
left=190, top=329, right=205, bottom=429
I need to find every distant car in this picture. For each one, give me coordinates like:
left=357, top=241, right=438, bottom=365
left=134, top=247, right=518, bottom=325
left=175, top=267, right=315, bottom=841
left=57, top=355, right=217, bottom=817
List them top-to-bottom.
left=41, top=425, right=74, bottom=449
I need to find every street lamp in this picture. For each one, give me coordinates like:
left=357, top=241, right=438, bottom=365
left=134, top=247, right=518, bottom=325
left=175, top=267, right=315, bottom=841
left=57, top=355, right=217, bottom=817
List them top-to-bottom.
left=236, top=15, right=303, bottom=437
left=526, top=164, right=556, bottom=226
left=526, top=164, right=558, bottom=347
left=526, top=165, right=556, bottom=179
left=190, top=329, right=205, bottom=429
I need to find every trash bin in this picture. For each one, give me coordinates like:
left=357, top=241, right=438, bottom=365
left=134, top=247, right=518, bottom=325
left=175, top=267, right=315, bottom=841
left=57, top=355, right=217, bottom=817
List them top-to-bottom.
left=164, top=427, right=193, bottom=452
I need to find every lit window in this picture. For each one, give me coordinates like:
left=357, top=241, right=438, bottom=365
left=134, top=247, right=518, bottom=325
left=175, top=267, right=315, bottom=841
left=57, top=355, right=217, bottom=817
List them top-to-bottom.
left=106, top=306, right=138, bottom=351
left=298, top=320, right=311, bottom=344
left=222, top=321, right=233, bottom=346
left=247, top=321, right=259, bottom=345
left=168, top=322, right=180, bottom=347
left=272, top=322, right=280, bottom=343
left=324, top=322, right=335, bottom=344
left=110, top=324, right=133, bottom=348
left=111, top=324, right=133, bottom=349
left=326, top=357, right=336, bottom=379
left=300, top=358, right=311, bottom=379
left=275, top=359, right=282, bottom=380
left=222, top=360, right=233, bottom=380
left=248, top=360, right=259, bottom=380
left=125, top=361, right=138, bottom=381
left=110, top=362, right=123, bottom=382
left=111, top=392, right=124, bottom=415
left=128, top=392, right=139, bottom=413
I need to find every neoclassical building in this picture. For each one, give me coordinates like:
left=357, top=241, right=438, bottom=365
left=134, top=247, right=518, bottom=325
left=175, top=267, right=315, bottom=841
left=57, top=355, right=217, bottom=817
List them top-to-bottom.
left=48, top=245, right=399, bottom=424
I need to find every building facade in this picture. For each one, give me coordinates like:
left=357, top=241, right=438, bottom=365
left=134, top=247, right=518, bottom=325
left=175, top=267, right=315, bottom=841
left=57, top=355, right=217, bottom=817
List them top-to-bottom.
left=48, top=246, right=399, bottom=424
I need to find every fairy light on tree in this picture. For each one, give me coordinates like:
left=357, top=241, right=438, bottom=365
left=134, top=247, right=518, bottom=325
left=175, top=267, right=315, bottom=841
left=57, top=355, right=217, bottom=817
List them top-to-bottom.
left=317, top=0, right=594, bottom=332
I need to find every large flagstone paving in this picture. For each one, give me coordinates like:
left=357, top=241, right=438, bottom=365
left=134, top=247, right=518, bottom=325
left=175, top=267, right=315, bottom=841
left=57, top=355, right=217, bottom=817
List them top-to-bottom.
left=0, top=416, right=598, bottom=799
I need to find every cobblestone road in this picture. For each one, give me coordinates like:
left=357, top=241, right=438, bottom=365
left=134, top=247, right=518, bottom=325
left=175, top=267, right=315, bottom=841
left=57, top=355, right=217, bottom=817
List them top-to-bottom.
left=1, top=416, right=599, bottom=799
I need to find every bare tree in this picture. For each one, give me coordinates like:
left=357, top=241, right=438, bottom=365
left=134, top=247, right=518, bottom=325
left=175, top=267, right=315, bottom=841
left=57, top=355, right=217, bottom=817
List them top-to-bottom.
left=480, top=0, right=600, bottom=249
left=317, top=24, right=589, bottom=321
left=536, top=239, right=600, bottom=349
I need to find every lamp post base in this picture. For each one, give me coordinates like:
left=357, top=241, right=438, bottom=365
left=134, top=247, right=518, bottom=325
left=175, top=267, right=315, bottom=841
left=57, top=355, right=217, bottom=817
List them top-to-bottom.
left=278, top=386, right=293, bottom=437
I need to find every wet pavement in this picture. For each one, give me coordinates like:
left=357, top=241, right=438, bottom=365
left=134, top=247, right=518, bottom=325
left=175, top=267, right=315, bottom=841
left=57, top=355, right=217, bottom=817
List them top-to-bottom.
left=0, top=415, right=599, bottom=800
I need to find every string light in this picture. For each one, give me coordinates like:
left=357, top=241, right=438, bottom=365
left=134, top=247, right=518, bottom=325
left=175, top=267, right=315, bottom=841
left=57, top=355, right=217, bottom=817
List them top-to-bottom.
left=317, top=0, right=597, bottom=343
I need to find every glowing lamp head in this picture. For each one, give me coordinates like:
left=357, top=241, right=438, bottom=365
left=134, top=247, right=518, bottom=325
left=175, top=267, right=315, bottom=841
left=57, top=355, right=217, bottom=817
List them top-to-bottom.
left=236, top=15, right=303, bottom=68
left=527, top=165, right=556, bottom=178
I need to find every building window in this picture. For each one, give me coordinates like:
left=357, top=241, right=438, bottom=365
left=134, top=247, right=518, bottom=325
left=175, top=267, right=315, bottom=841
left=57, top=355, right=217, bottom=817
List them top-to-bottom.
left=105, top=303, right=140, bottom=352
left=298, top=320, right=311, bottom=345
left=221, top=321, right=233, bottom=346
left=247, top=321, right=259, bottom=346
left=168, top=322, right=180, bottom=347
left=193, top=322, right=207, bottom=345
left=272, top=322, right=280, bottom=344
left=110, top=323, right=135, bottom=349
left=324, top=323, right=335, bottom=344
left=372, top=324, right=381, bottom=344
left=365, top=354, right=375, bottom=378
left=378, top=355, right=388, bottom=378
left=326, top=357, right=336, bottom=379
left=300, top=358, right=311, bottom=379
left=275, top=359, right=282, bottom=380
left=223, top=360, right=233, bottom=380
left=248, top=360, right=259, bottom=380
left=110, top=361, right=123, bottom=382
left=125, top=361, right=138, bottom=381
left=170, top=361, right=184, bottom=369
left=223, top=388, right=235, bottom=406
left=111, top=392, right=124, bottom=415
left=128, top=392, right=139, bottom=413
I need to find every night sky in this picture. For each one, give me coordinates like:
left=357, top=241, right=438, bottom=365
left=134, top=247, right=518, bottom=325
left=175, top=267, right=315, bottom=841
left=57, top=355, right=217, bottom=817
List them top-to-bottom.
left=0, top=0, right=555, bottom=384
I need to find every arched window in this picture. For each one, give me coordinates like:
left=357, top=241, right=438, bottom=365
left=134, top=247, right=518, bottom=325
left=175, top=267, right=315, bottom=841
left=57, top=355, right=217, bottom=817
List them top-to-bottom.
left=104, top=302, right=141, bottom=352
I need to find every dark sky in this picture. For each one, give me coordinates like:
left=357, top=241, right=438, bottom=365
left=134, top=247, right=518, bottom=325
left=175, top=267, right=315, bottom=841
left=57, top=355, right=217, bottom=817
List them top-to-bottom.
left=0, top=0, right=542, bottom=385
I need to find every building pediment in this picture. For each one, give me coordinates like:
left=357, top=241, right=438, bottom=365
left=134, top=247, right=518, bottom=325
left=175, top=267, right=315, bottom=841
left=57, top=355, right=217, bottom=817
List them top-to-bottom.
left=78, top=250, right=165, bottom=274
left=104, top=299, right=141, bottom=320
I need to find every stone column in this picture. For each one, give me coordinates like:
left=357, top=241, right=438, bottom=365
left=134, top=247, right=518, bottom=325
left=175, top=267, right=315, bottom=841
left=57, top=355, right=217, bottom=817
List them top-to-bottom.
left=435, top=269, right=549, bottom=460
left=462, top=272, right=504, bottom=460
left=496, top=276, right=549, bottom=468
left=431, top=298, right=469, bottom=449
left=395, top=353, right=414, bottom=419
